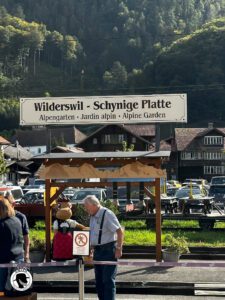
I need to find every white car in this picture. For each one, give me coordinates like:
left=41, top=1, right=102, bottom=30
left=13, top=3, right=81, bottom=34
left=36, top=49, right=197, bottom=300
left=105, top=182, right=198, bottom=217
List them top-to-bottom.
left=0, top=186, right=24, bottom=202
left=71, top=188, right=107, bottom=204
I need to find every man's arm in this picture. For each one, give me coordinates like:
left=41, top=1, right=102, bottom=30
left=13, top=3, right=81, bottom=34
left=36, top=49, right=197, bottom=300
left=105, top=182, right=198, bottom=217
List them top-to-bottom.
left=115, top=227, right=124, bottom=259
left=24, top=234, right=30, bottom=262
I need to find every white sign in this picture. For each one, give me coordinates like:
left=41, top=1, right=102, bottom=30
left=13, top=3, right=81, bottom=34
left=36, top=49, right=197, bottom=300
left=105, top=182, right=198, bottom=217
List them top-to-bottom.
left=20, top=94, right=187, bottom=125
left=73, top=231, right=90, bottom=256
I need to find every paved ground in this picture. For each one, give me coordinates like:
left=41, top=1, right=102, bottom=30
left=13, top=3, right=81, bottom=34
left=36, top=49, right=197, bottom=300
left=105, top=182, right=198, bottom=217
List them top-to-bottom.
left=33, top=259, right=225, bottom=284
left=37, top=293, right=224, bottom=300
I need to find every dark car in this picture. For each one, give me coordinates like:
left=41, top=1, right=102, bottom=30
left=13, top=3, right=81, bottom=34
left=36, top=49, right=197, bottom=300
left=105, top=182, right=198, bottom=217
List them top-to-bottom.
left=209, top=184, right=225, bottom=207
left=106, top=186, right=142, bottom=212
left=21, top=189, right=45, bottom=204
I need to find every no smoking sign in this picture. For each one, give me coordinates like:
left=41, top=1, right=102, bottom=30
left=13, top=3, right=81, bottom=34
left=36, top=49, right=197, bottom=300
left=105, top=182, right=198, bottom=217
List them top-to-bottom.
left=73, top=231, right=90, bottom=256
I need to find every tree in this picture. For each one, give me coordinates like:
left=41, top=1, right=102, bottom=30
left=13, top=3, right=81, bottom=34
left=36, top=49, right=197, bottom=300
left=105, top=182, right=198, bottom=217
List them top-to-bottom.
left=103, top=61, right=127, bottom=89
left=0, top=149, right=8, bottom=177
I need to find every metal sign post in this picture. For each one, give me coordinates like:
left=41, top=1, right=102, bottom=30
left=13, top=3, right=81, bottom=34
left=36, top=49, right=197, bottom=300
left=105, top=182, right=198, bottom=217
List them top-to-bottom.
left=78, top=257, right=84, bottom=300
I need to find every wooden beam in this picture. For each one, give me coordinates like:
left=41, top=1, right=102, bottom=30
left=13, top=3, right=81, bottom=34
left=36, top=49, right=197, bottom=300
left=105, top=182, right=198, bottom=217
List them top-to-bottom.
left=155, top=178, right=162, bottom=262
left=45, top=179, right=52, bottom=262
left=50, top=181, right=156, bottom=188
left=49, top=186, right=67, bottom=204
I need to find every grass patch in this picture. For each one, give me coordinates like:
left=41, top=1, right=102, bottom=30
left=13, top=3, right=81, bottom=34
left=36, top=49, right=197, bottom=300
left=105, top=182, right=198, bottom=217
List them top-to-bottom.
left=32, top=220, right=225, bottom=247
left=121, top=220, right=146, bottom=230
left=162, top=220, right=199, bottom=228
left=124, top=229, right=225, bottom=247
left=124, top=230, right=156, bottom=245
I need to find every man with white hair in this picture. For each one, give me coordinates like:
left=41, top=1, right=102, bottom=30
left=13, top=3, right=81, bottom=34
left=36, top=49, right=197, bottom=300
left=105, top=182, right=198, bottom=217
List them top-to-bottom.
left=84, top=195, right=124, bottom=300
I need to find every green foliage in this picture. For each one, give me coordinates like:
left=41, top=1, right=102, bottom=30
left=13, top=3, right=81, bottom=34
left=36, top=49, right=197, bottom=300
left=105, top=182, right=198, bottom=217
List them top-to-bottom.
left=0, top=2, right=225, bottom=124
left=103, top=61, right=128, bottom=89
left=51, top=134, right=67, bottom=148
left=122, top=141, right=135, bottom=152
left=0, top=150, right=8, bottom=176
left=73, top=201, right=119, bottom=227
left=164, top=233, right=189, bottom=254
left=29, top=235, right=45, bottom=251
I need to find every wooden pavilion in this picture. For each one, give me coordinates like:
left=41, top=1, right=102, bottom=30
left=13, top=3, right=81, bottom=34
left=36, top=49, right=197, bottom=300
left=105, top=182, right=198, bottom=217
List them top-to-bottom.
left=35, top=151, right=170, bottom=262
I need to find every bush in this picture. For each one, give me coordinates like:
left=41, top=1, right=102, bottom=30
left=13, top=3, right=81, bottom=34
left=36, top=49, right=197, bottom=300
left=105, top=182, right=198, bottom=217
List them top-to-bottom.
left=72, top=200, right=119, bottom=226
left=164, top=233, right=189, bottom=254
left=30, top=236, right=45, bottom=251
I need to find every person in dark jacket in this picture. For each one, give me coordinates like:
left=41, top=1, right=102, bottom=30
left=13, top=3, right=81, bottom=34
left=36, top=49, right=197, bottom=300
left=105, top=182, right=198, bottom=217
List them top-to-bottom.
left=5, top=193, right=30, bottom=262
left=0, top=198, right=23, bottom=291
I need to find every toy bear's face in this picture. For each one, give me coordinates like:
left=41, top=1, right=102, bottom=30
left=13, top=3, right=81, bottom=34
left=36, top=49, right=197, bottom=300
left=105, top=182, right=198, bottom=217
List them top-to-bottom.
left=56, top=200, right=72, bottom=220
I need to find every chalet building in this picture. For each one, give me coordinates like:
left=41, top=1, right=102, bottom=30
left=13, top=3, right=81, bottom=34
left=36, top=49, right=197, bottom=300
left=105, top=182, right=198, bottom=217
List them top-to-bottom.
left=170, top=123, right=225, bottom=181
left=76, top=124, right=155, bottom=152
left=13, top=126, right=86, bottom=155
left=0, top=137, right=33, bottom=184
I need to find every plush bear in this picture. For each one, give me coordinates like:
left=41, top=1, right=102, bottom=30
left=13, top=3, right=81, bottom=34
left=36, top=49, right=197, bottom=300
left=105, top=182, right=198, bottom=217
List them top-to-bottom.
left=52, top=196, right=85, bottom=260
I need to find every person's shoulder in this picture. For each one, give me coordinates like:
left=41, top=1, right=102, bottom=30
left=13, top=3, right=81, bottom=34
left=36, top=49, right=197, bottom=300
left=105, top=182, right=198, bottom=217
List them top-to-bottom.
left=105, top=208, right=116, bottom=217
left=15, top=210, right=27, bottom=221
left=15, top=210, right=24, bottom=217
left=7, top=215, right=21, bottom=226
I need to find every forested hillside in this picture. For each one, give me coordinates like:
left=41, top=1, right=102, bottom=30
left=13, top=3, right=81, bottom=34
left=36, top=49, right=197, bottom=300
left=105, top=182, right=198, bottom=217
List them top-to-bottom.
left=1, top=1, right=225, bottom=132
left=146, top=18, right=225, bottom=123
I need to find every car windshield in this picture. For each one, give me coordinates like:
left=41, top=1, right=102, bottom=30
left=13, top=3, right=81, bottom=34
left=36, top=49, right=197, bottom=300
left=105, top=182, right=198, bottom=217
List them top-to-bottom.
left=211, top=177, right=225, bottom=184
left=210, top=186, right=225, bottom=194
left=107, top=187, right=139, bottom=199
left=167, top=188, right=177, bottom=196
left=175, top=188, right=201, bottom=198
left=11, top=189, right=23, bottom=200
left=72, top=190, right=101, bottom=201
left=24, top=192, right=44, bottom=201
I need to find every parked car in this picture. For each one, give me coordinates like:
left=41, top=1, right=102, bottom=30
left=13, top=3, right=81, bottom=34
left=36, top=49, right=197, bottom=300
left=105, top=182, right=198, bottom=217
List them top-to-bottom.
left=210, top=176, right=225, bottom=185
left=34, top=179, right=45, bottom=186
left=182, top=179, right=209, bottom=190
left=167, top=180, right=181, bottom=188
left=22, top=184, right=45, bottom=194
left=208, top=184, right=225, bottom=207
left=0, top=186, right=24, bottom=202
left=106, top=186, right=142, bottom=212
left=175, top=186, right=213, bottom=214
left=62, top=187, right=77, bottom=200
left=166, top=187, right=180, bottom=197
left=71, top=188, right=107, bottom=204
left=21, top=189, right=45, bottom=204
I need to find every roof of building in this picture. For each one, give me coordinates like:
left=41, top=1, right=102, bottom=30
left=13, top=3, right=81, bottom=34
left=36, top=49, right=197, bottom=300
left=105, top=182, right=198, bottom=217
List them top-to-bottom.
left=123, top=124, right=155, bottom=136
left=13, top=126, right=87, bottom=147
left=175, top=127, right=225, bottom=151
left=0, top=136, right=10, bottom=145
left=159, top=140, right=172, bottom=151
left=3, top=144, right=33, bottom=160
left=51, top=146, right=84, bottom=153
left=34, top=151, right=170, bottom=160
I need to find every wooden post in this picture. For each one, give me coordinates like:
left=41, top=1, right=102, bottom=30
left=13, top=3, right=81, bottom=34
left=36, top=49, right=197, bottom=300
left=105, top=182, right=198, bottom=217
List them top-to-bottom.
left=155, top=177, right=162, bottom=262
left=45, top=179, right=52, bottom=262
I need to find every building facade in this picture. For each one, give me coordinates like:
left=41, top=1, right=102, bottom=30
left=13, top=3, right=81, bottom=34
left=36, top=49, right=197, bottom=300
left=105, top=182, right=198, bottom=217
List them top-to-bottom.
left=76, top=124, right=155, bottom=152
left=172, top=125, right=225, bottom=181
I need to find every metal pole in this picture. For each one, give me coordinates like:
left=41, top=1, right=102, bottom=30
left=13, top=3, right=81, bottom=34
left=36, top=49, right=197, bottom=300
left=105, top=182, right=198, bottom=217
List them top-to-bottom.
left=155, top=124, right=160, bottom=152
left=155, top=177, right=162, bottom=262
left=78, top=257, right=84, bottom=300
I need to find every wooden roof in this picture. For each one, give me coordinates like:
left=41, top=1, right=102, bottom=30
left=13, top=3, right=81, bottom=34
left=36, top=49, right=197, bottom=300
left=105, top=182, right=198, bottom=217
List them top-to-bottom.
left=14, top=126, right=86, bottom=147
left=175, top=128, right=225, bottom=151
